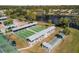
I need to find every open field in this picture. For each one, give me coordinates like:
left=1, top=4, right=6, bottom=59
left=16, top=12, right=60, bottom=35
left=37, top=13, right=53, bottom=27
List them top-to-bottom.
left=53, top=28, right=79, bottom=53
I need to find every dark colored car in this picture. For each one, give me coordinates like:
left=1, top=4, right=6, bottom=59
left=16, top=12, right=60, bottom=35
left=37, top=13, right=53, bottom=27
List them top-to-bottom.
left=55, top=34, right=63, bottom=39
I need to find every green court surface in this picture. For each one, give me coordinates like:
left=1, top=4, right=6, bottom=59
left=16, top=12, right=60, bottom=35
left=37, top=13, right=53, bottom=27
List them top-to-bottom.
left=14, top=26, right=46, bottom=40
left=29, top=26, right=46, bottom=32
left=15, top=29, right=35, bottom=39
left=0, top=34, right=17, bottom=53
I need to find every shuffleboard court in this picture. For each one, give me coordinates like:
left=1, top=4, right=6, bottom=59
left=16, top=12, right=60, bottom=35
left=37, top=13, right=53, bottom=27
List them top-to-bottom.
left=14, top=25, right=46, bottom=41
left=29, top=26, right=46, bottom=32
left=15, top=29, right=35, bottom=39
left=0, top=34, right=17, bottom=53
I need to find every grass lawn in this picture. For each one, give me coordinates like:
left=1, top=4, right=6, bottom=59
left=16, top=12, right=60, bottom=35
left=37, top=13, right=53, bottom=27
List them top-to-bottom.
left=54, top=28, right=79, bottom=53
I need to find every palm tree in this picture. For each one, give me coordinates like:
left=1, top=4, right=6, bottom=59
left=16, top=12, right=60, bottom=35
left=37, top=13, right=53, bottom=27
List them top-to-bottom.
left=59, top=17, right=71, bottom=35
left=59, top=17, right=70, bottom=28
left=63, top=17, right=70, bottom=28
left=48, top=20, right=52, bottom=26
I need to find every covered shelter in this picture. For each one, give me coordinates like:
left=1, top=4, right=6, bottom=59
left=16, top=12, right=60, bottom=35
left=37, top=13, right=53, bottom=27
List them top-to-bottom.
left=12, top=22, right=38, bottom=32
left=26, top=26, right=56, bottom=42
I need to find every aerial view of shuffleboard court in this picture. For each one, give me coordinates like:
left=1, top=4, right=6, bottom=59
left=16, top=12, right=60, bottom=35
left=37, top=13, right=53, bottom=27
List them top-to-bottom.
left=0, top=6, right=79, bottom=53
left=14, top=25, right=46, bottom=40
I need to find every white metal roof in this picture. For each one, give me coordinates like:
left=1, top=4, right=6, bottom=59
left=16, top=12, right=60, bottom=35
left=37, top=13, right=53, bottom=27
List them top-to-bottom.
left=0, top=16, right=8, bottom=20
left=12, top=22, right=37, bottom=31
left=5, top=24, right=16, bottom=29
left=27, top=26, right=56, bottom=42
left=42, top=33, right=65, bottom=49
left=42, top=37, right=61, bottom=49
left=42, top=42, right=52, bottom=49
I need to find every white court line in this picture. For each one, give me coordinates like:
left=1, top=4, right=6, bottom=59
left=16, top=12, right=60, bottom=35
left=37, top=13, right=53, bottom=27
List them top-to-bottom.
left=27, top=28, right=37, bottom=33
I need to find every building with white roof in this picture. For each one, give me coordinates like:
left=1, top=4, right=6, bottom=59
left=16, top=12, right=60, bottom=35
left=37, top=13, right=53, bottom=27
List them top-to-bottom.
left=0, top=16, right=8, bottom=21
left=12, top=22, right=38, bottom=32
left=26, top=26, right=56, bottom=45
left=42, top=32, right=65, bottom=52
left=42, top=37, right=62, bottom=50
